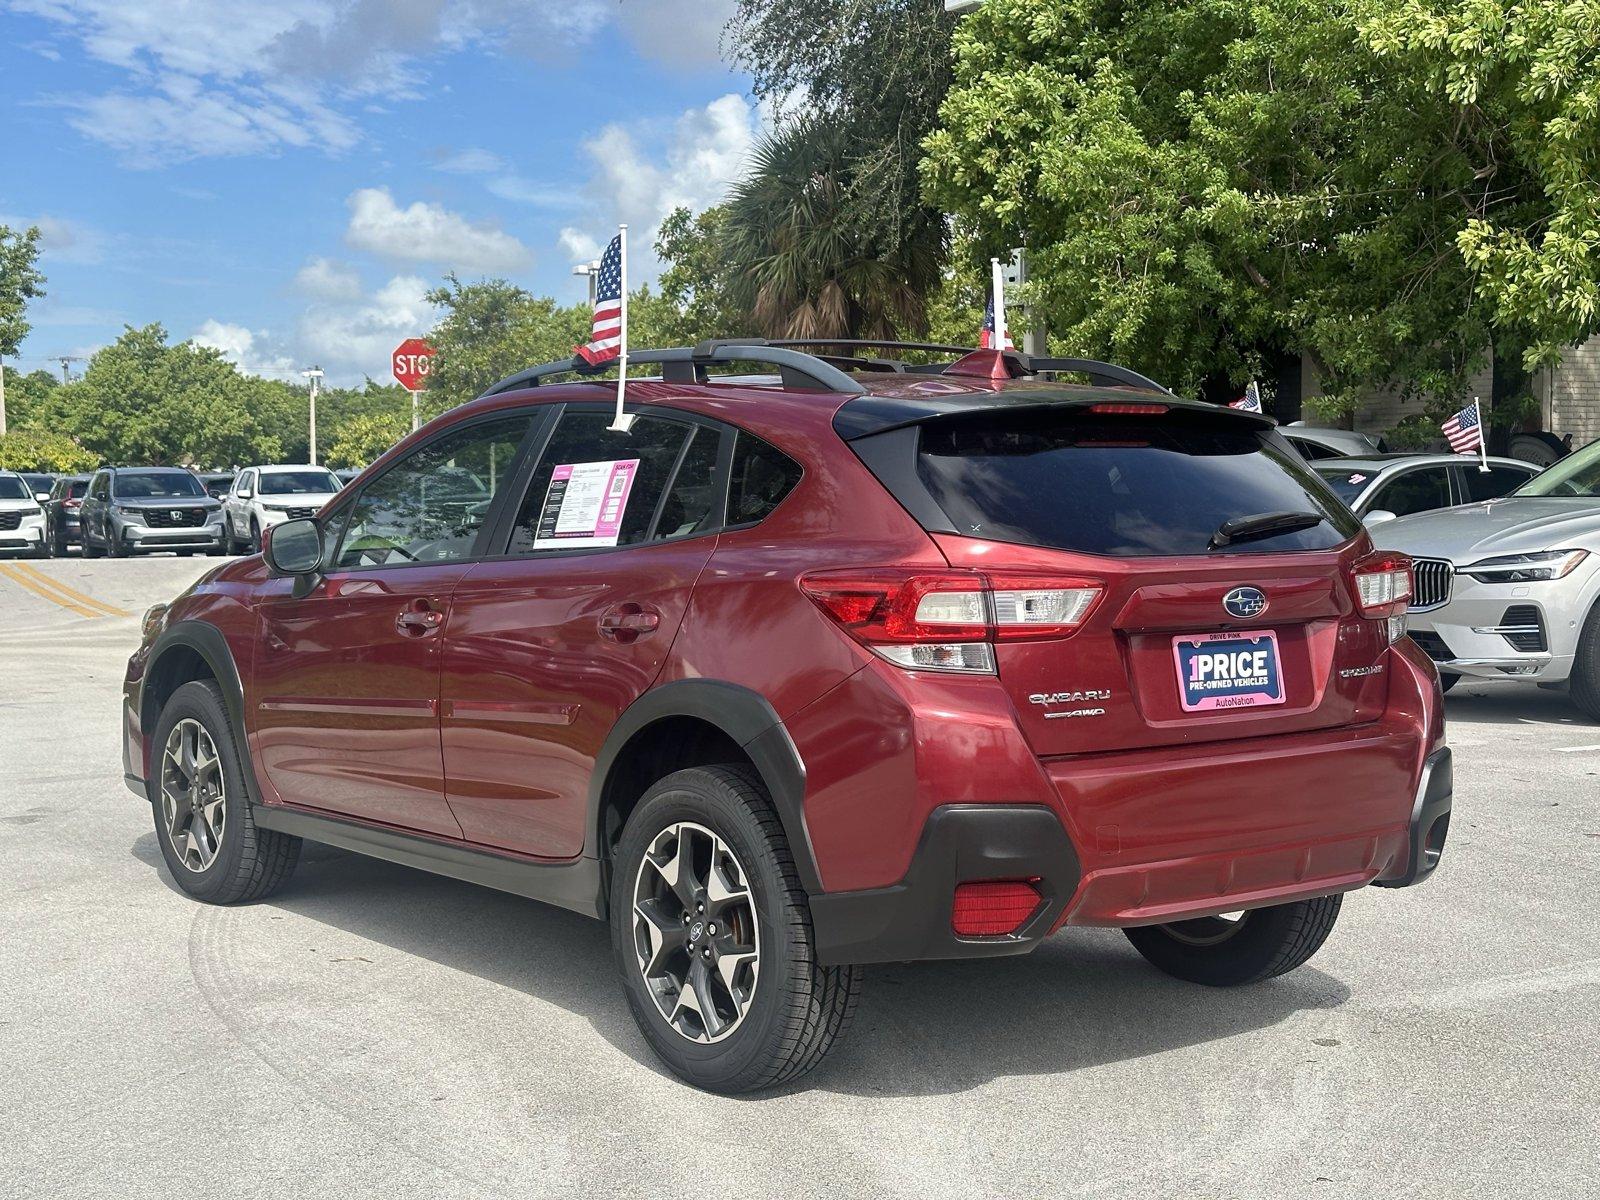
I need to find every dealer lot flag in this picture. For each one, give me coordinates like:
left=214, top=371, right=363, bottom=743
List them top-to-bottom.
left=576, top=232, right=624, bottom=366
left=1442, top=401, right=1484, bottom=454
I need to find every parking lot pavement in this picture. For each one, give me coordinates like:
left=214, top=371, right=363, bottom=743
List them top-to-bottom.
left=1, top=558, right=1595, bottom=1200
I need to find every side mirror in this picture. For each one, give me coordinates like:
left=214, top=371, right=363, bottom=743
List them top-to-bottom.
left=237, top=485, right=254, bottom=499
left=1364, top=509, right=1398, bottom=527
left=264, top=518, right=324, bottom=580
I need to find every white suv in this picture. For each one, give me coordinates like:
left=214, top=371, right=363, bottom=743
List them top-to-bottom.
left=222, top=465, right=343, bottom=554
left=0, top=470, right=47, bottom=557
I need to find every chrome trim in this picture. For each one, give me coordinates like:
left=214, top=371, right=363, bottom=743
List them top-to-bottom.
left=1408, top=558, right=1454, bottom=612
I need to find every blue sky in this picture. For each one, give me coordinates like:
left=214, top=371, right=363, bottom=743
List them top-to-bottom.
left=0, top=0, right=753, bottom=384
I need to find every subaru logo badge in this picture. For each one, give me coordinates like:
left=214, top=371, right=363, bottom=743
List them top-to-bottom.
left=1223, top=586, right=1267, bottom=619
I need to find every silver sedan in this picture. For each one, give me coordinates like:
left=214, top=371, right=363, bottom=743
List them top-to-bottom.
left=1370, top=440, right=1600, bottom=718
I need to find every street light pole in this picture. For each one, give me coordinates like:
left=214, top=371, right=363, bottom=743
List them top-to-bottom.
left=572, top=260, right=601, bottom=308
left=0, top=353, right=8, bottom=438
left=302, top=366, right=324, bottom=465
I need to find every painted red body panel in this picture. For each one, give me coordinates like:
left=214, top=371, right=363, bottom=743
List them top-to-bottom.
left=123, top=370, right=1444, bottom=939
left=440, top=538, right=716, bottom=856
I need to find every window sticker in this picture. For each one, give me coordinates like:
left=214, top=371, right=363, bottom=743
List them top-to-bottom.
left=533, top=459, right=640, bottom=549
left=1348, top=474, right=1368, bottom=485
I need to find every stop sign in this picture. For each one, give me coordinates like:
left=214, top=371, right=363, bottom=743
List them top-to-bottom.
left=392, top=338, right=435, bottom=392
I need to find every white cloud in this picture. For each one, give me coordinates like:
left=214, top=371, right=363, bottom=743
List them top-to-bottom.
left=20, top=0, right=739, bottom=160
left=560, top=93, right=756, bottom=265
left=433, top=147, right=505, bottom=174
left=343, top=187, right=532, bottom=272
left=0, top=213, right=106, bottom=264
left=559, top=228, right=603, bottom=264
left=293, top=256, right=363, bottom=302
left=296, top=274, right=438, bottom=382
left=191, top=319, right=298, bottom=376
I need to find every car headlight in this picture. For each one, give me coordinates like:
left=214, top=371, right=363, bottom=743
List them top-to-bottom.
left=260, top=503, right=294, bottom=513
left=116, top=506, right=147, bottom=522
left=206, top=510, right=224, bottom=524
left=1457, top=549, right=1589, bottom=582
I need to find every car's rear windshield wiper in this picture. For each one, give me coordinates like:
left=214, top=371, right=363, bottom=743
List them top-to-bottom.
left=1208, top=510, right=1324, bottom=550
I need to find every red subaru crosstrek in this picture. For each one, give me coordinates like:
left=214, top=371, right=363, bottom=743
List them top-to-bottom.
left=123, top=342, right=1451, bottom=1092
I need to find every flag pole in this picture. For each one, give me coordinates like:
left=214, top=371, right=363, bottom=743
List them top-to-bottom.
left=609, top=224, right=634, bottom=433
left=990, top=258, right=1007, bottom=353
left=1475, top=396, right=1488, bottom=472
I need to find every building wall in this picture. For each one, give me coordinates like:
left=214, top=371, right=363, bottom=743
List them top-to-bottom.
left=1542, top=336, right=1600, bottom=449
left=1297, top=356, right=1494, bottom=435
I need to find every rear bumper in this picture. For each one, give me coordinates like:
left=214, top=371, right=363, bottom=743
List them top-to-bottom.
left=811, top=805, right=1080, bottom=966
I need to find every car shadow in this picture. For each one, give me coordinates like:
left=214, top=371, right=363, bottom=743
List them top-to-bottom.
left=1439, top=683, right=1590, bottom=727
left=131, top=832, right=1350, bottom=1099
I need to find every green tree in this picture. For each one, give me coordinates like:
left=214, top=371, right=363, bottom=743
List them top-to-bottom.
left=728, top=0, right=955, bottom=286
left=923, top=0, right=1566, bottom=418
left=1365, top=1, right=1600, bottom=382
left=725, top=120, right=945, bottom=339
left=653, top=206, right=744, bottom=342
left=0, top=225, right=45, bottom=358
left=422, top=276, right=591, bottom=417
left=60, top=324, right=295, bottom=465
left=1, top=366, right=60, bottom=427
left=326, top=411, right=408, bottom=469
left=0, top=428, right=97, bottom=472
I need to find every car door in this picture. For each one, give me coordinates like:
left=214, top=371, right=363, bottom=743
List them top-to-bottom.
left=440, top=407, right=728, bottom=857
left=250, top=413, right=539, bottom=835
left=1366, top=464, right=1456, bottom=517
left=228, top=470, right=255, bottom=536
left=82, top=472, right=109, bottom=545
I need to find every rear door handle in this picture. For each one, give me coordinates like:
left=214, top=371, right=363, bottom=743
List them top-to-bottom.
left=599, top=604, right=660, bottom=643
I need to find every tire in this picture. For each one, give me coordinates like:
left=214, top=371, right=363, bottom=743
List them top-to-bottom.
left=249, top=518, right=263, bottom=555
left=108, top=530, right=127, bottom=558
left=41, top=531, right=56, bottom=558
left=82, top=532, right=103, bottom=559
left=177, top=549, right=195, bottom=557
left=1568, top=601, right=1600, bottom=721
left=1438, top=672, right=1459, bottom=694
left=149, top=679, right=301, bottom=904
left=610, top=765, right=861, bottom=1093
left=1124, top=894, right=1343, bottom=987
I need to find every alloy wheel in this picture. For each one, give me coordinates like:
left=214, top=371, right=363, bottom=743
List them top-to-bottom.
left=160, top=718, right=226, bottom=873
left=631, top=821, right=760, bottom=1044
left=1157, top=910, right=1251, bottom=947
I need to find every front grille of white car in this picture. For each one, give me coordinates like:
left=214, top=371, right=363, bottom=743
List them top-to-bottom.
left=1410, top=558, right=1453, bottom=611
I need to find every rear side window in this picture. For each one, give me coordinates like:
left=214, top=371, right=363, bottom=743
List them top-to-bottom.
left=905, top=410, right=1359, bottom=557
left=506, top=412, right=695, bottom=554
left=728, top=432, right=802, bottom=526
left=1461, top=465, right=1534, bottom=502
left=1312, top=466, right=1373, bottom=506
left=1371, top=467, right=1452, bottom=517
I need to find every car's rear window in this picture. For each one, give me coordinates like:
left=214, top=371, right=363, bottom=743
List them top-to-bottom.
left=909, top=410, right=1359, bottom=556
left=1312, top=466, right=1376, bottom=504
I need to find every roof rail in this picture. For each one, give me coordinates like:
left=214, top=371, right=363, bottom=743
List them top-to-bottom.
left=766, top=339, right=1172, bottom=394
left=478, top=342, right=866, bottom=399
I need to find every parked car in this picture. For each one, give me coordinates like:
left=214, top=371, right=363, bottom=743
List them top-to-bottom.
left=125, top=342, right=1450, bottom=1093
left=1281, top=424, right=1386, bottom=460
left=1371, top=435, right=1600, bottom=713
left=1312, top=454, right=1538, bottom=521
left=221, top=464, right=342, bottom=554
left=79, top=466, right=225, bottom=557
left=333, top=467, right=362, bottom=486
left=0, top=469, right=48, bottom=557
left=17, top=471, right=55, bottom=501
left=198, top=472, right=235, bottom=500
left=43, top=473, right=92, bottom=555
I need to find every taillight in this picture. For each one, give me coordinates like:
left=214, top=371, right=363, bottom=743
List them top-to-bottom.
left=1087, top=402, right=1168, bottom=415
left=64, top=499, right=81, bottom=510
left=1352, top=551, right=1413, bottom=618
left=799, top=569, right=1103, bottom=673
left=952, top=880, right=1042, bottom=936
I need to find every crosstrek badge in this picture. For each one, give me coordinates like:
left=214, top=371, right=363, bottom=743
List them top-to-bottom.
left=1172, top=630, right=1286, bottom=712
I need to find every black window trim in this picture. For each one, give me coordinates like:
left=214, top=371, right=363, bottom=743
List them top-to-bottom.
left=479, top=401, right=736, bottom=561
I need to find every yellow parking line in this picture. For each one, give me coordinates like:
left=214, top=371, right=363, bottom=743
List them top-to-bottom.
left=0, top=562, right=102, bottom=619
left=12, top=562, right=131, bottom=618
left=13, top=563, right=131, bottom=620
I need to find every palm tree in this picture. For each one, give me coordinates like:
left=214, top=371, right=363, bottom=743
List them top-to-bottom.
left=722, top=120, right=944, bottom=341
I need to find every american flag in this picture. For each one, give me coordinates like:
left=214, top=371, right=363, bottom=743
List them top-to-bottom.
left=576, top=234, right=623, bottom=366
left=980, top=294, right=1013, bottom=350
left=1229, top=380, right=1262, bottom=413
left=1442, top=402, right=1483, bottom=454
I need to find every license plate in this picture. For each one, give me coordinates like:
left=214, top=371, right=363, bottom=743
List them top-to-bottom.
left=1172, top=630, right=1285, bottom=712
